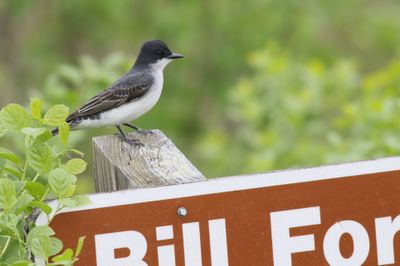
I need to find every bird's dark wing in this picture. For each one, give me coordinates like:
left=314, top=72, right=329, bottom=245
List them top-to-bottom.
left=66, top=72, right=154, bottom=122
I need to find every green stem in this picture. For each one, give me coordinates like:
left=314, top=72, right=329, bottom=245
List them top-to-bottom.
left=56, top=146, right=70, bottom=159
left=21, top=160, right=28, bottom=180
left=18, top=172, right=39, bottom=197
left=32, top=172, right=40, bottom=182
left=40, top=187, right=50, bottom=202
left=13, top=227, right=25, bottom=252
left=0, top=236, right=11, bottom=258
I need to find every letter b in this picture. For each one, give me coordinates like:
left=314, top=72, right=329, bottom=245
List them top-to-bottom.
left=95, top=230, right=148, bottom=266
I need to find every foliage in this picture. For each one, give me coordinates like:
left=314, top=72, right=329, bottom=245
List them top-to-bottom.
left=194, top=44, right=400, bottom=176
left=0, top=99, right=88, bottom=265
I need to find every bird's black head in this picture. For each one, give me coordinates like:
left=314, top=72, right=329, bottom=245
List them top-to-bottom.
left=134, top=40, right=183, bottom=69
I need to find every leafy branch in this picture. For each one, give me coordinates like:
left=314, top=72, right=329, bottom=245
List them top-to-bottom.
left=0, top=98, right=89, bottom=265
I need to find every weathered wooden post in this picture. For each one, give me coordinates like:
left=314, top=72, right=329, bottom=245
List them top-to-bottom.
left=92, top=129, right=206, bottom=192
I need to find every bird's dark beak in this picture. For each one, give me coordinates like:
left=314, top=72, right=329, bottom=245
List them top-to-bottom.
left=168, top=53, right=184, bottom=59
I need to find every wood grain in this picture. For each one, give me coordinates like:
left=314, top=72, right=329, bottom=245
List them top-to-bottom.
left=92, top=129, right=206, bottom=192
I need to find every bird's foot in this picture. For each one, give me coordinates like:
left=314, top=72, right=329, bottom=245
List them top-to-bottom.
left=122, top=123, right=154, bottom=136
left=137, top=129, right=155, bottom=136
left=118, top=134, right=144, bottom=147
left=126, top=138, right=144, bottom=147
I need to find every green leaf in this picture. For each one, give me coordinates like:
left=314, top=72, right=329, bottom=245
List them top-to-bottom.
left=30, top=98, right=42, bottom=120
left=0, top=104, right=31, bottom=132
left=43, top=105, right=69, bottom=126
left=59, top=121, right=70, bottom=146
left=0, top=125, right=7, bottom=138
left=21, top=127, right=46, bottom=139
left=36, top=129, right=53, bottom=142
left=26, top=141, right=56, bottom=173
left=0, top=148, right=20, bottom=164
left=70, top=149, right=84, bottom=157
left=0, top=157, right=6, bottom=173
left=64, top=158, right=87, bottom=175
left=4, top=163, right=23, bottom=179
left=48, top=168, right=77, bottom=198
left=0, top=178, right=17, bottom=210
left=13, top=180, right=25, bottom=193
left=24, top=181, right=46, bottom=200
left=64, top=184, right=76, bottom=197
left=11, top=194, right=34, bottom=215
left=60, top=195, right=90, bottom=208
left=72, top=195, right=91, bottom=207
left=59, top=198, right=76, bottom=208
left=30, top=201, right=52, bottom=215
left=0, top=213, right=18, bottom=232
left=16, top=216, right=26, bottom=232
left=27, top=225, right=54, bottom=245
left=30, top=236, right=52, bottom=259
left=74, top=236, right=86, bottom=258
left=0, top=237, right=27, bottom=263
left=50, top=237, right=63, bottom=256
left=52, top=248, right=74, bottom=262
left=10, top=260, right=34, bottom=266
left=10, top=260, right=33, bottom=266
left=48, top=260, right=74, bottom=266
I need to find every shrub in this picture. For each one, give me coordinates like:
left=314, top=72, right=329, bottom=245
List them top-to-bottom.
left=0, top=99, right=88, bottom=265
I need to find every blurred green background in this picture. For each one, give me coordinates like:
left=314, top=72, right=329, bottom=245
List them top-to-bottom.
left=1, top=0, right=400, bottom=193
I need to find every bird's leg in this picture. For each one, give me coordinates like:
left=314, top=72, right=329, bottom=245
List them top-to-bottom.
left=122, top=123, right=154, bottom=136
left=122, top=123, right=139, bottom=131
left=116, top=125, right=143, bottom=146
left=116, top=125, right=128, bottom=141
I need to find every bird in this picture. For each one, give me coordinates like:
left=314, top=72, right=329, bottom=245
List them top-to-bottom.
left=52, top=40, right=183, bottom=144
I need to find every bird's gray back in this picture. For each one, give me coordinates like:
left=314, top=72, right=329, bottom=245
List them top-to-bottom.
left=66, top=71, right=154, bottom=123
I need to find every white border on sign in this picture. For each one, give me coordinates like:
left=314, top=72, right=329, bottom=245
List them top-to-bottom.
left=36, top=157, right=400, bottom=226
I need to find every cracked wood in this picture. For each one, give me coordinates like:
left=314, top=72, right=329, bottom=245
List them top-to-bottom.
left=92, top=129, right=206, bottom=192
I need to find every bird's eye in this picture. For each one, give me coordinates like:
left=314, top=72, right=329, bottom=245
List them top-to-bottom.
left=157, top=50, right=164, bottom=56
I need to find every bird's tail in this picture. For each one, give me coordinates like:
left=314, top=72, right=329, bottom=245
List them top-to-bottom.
left=52, top=120, right=76, bottom=136
left=51, top=127, right=59, bottom=136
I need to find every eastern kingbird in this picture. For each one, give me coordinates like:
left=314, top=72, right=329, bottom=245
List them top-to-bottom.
left=52, top=40, right=183, bottom=143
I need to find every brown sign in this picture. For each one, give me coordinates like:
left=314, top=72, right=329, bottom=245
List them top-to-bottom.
left=36, top=157, right=400, bottom=265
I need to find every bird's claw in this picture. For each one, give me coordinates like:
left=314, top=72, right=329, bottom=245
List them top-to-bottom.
left=137, top=129, right=155, bottom=136
left=118, top=134, right=144, bottom=147
left=126, top=138, right=144, bottom=147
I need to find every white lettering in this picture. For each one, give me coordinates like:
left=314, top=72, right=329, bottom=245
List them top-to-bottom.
left=270, top=206, right=321, bottom=266
left=375, top=215, right=400, bottom=265
left=209, top=219, right=229, bottom=266
left=323, top=220, right=369, bottom=266
left=182, top=222, right=202, bottom=266
left=156, top=225, right=175, bottom=266
left=95, top=230, right=148, bottom=266
left=158, top=245, right=175, bottom=266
